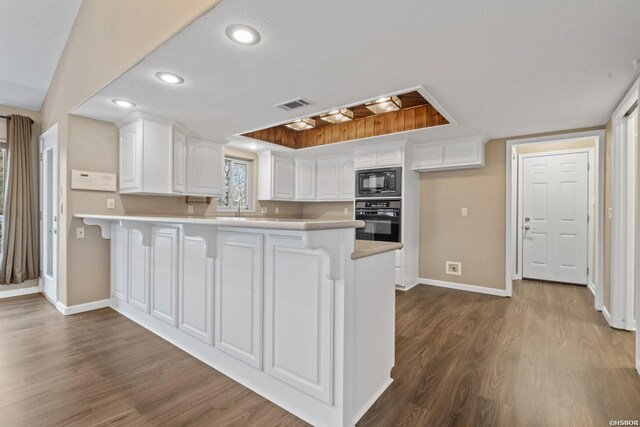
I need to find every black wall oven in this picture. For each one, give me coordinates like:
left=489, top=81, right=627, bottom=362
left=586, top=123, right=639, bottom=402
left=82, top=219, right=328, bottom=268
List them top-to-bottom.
left=355, top=167, right=402, bottom=198
left=355, top=199, right=401, bottom=242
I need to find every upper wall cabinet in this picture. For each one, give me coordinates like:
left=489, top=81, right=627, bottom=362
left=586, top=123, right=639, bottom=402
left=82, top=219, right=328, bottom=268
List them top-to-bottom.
left=117, top=113, right=224, bottom=197
left=412, top=137, right=486, bottom=172
left=354, top=145, right=404, bottom=170
left=258, top=151, right=295, bottom=201
left=295, top=158, right=317, bottom=200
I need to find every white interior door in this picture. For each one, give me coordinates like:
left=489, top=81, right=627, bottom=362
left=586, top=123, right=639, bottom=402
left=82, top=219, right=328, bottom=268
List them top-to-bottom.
left=40, top=125, right=59, bottom=303
left=522, top=152, right=589, bottom=285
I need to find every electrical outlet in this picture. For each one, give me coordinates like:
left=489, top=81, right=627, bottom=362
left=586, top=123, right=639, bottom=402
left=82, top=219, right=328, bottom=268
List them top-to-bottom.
left=107, top=198, right=115, bottom=209
left=188, top=205, right=194, bottom=214
left=275, top=206, right=280, bottom=214
left=261, top=207, right=267, bottom=214
left=343, top=207, right=349, bottom=215
left=608, top=207, right=613, bottom=219
left=461, top=208, right=468, bottom=217
left=76, top=227, right=85, bottom=239
left=446, top=261, right=462, bottom=275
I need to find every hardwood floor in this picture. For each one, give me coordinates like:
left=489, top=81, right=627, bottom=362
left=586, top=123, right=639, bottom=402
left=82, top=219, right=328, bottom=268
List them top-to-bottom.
left=0, top=280, right=638, bottom=426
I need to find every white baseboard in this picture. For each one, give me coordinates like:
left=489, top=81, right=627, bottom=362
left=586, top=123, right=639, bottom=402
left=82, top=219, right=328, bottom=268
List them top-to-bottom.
left=419, top=278, right=507, bottom=297
left=395, top=281, right=420, bottom=292
left=588, top=282, right=595, bottom=296
left=0, top=286, right=41, bottom=299
left=56, top=298, right=111, bottom=315
left=602, top=305, right=612, bottom=326
left=351, top=378, right=393, bottom=425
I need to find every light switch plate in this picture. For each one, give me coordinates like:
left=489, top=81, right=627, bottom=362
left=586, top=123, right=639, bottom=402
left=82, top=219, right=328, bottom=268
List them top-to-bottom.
left=107, top=198, right=115, bottom=209
left=188, top=205, right=194, bottom=214
left=261, top=207, right=267, bottom=214
left=275, top=207, right=280, bottom=214
left=343, top=207, right=349, bottom=215
left=461, top=208, right=468, bottom=217
left=76, top=227, right=85, bottom=239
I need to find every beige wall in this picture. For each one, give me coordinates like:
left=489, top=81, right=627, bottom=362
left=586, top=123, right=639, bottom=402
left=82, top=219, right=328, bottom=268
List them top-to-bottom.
left=40, top=0, right=222, bottom=306
left=0, top=104, right=41, bottom=292
left=419, top=127, right=605, bottom=290
left=302, top=202, right=353, bottom=220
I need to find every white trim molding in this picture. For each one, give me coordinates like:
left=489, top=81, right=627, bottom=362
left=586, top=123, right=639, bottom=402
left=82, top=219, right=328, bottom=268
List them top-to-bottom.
left=611, top=77, right=639, bottom=332
left=418, top=278, right=507, bottom=297
left=0, top=286, right=41, bottom=299
left=56, top=298, right=111, bottom=315
left=602, top=305, right=612, bottom=326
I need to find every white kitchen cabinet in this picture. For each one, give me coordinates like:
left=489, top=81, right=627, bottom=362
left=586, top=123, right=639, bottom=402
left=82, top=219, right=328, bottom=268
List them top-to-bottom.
left=117, top=114, right=224, bottom=197
left=118, top=121, right=142, bottom=192
left=172, top=126, right=186, bottom=193
left=186, top=136, right=224, bottom=196
left=413, top=137, right=485, bottom=171
left=354, top=145, right=403, bottom=169
left=258, top=152, right=295, bottom=200
left=316, top=158, right=340, bottom=200
left=339, top=158, right=355, bottom=199
left=295, top=159, right=316, bottom=200
left=110, top=224, right=129, bottom=301
left=151, top=225, right=179, bottom=326
left=128, top=229, right=150, bottom=313
left=179, top=230, right=214, bottom=344
left=216, top=231, right=263, bottom=368
left=264, top=235, right=333, bottom=404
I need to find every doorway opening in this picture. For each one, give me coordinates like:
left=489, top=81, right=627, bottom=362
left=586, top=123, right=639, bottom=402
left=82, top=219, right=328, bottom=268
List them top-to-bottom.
left=39, top=123, right=59, bottom=306
left=505, top=130, right=605, bottom=308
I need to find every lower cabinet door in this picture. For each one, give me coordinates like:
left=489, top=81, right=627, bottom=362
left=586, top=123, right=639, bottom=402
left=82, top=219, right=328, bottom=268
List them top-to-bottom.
left=111, top=224, right=128, bottom=301
left=151, top=226, right=179, bottom=326
left=128, top=229, right=150, bottom=313
left=215, top=231, right=263, bottom=368
left=179, top=233, right=214, bottom=344
left=264, top=235, right=333, bottom=404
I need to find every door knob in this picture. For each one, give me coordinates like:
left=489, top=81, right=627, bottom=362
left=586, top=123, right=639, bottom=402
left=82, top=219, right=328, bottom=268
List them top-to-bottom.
left=524, top=217, right=530, bottom=222
left=524, top=225, right=531, bottom=230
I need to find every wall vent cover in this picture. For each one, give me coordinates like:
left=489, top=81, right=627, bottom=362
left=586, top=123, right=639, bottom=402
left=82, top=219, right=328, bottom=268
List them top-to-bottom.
left=274, top=97, right=312, bottom=111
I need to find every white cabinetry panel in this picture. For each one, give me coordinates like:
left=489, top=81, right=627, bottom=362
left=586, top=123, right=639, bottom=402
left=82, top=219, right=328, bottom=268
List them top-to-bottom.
left=118, top=121, right=141, bottom=192
left=172, top=127, right=186, bottom=193
left=186, top=137, right=224, bottom=196
left=413, top=137, right=485, bottom=171
left=355, top=146, right=403, bottom=169
left=377, top=147, right=403, bottom=166
left=354, top=150, right=378, bottom=169
left=272, top=155, right=295, bottom=199
left=317, top=158, right=340, bottom=200
left=339, top=158, right=355, bottom=199
left=295, top=159, right=316, bottom=200
left=111, top=224, right=129, bottom=301
left=151, top=226, right=179, bottom=326
left=128, top=229, right=150, bottom=313
left=216, top=232, right=263, bottom=368
left=179, top=234, right=214, bottom=344
left=265, top=236, right=333, bottom=404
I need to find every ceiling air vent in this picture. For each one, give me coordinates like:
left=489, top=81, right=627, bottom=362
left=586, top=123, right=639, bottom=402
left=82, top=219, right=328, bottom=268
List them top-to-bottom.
left=274, top=97, right=312, bottom=111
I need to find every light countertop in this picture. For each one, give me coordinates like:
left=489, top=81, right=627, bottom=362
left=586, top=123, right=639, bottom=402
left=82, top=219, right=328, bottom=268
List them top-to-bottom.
left=75, top=214, right=365, bottom=231
left=351, top=239, right=403, bottom=260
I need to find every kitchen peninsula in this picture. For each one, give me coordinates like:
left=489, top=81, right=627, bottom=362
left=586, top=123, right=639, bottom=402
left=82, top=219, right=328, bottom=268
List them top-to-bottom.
left=76, top=214, right=401, bottom=427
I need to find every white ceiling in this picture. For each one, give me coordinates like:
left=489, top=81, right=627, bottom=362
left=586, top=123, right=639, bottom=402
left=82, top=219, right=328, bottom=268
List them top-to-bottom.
left=0, top=0, right=81, bottom=111
left=72, top=0, right=640, bottom=151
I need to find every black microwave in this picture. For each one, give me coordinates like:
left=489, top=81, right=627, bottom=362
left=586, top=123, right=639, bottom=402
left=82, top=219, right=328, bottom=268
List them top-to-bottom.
left=355, top=167, right=402, bottom=198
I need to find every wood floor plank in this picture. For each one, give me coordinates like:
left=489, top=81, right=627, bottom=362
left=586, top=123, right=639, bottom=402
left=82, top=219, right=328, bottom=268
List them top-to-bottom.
left=1, top=280, right=639, bottom=426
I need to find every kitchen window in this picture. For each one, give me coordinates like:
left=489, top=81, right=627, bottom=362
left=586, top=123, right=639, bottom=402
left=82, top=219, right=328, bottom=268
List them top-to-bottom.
left=218, top=157, right=253, bottom=211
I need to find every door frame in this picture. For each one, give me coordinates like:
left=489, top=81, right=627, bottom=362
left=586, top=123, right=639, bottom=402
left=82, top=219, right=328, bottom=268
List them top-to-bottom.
left=611, top=77, right=639, bottom=334
left=38, top=123, right=59, bottom=305
left=505, top=130, right=605, bottom=303
left=517, top=148, right=594, bottom=286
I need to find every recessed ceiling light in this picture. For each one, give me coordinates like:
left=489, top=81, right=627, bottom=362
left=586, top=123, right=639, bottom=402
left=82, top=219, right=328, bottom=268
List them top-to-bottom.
left=225, top=24, right=261, bottom=45
left=155, top=71, right=184, bottom=84
left=365, top=95, right=402, bottom=114
left=112, top=99, right=136, bottom=108
left=319, top=108, right=354, bottom=124
left=284, top=118, right=315, bottom=131
left=247, top=143, right=261, bottom=150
